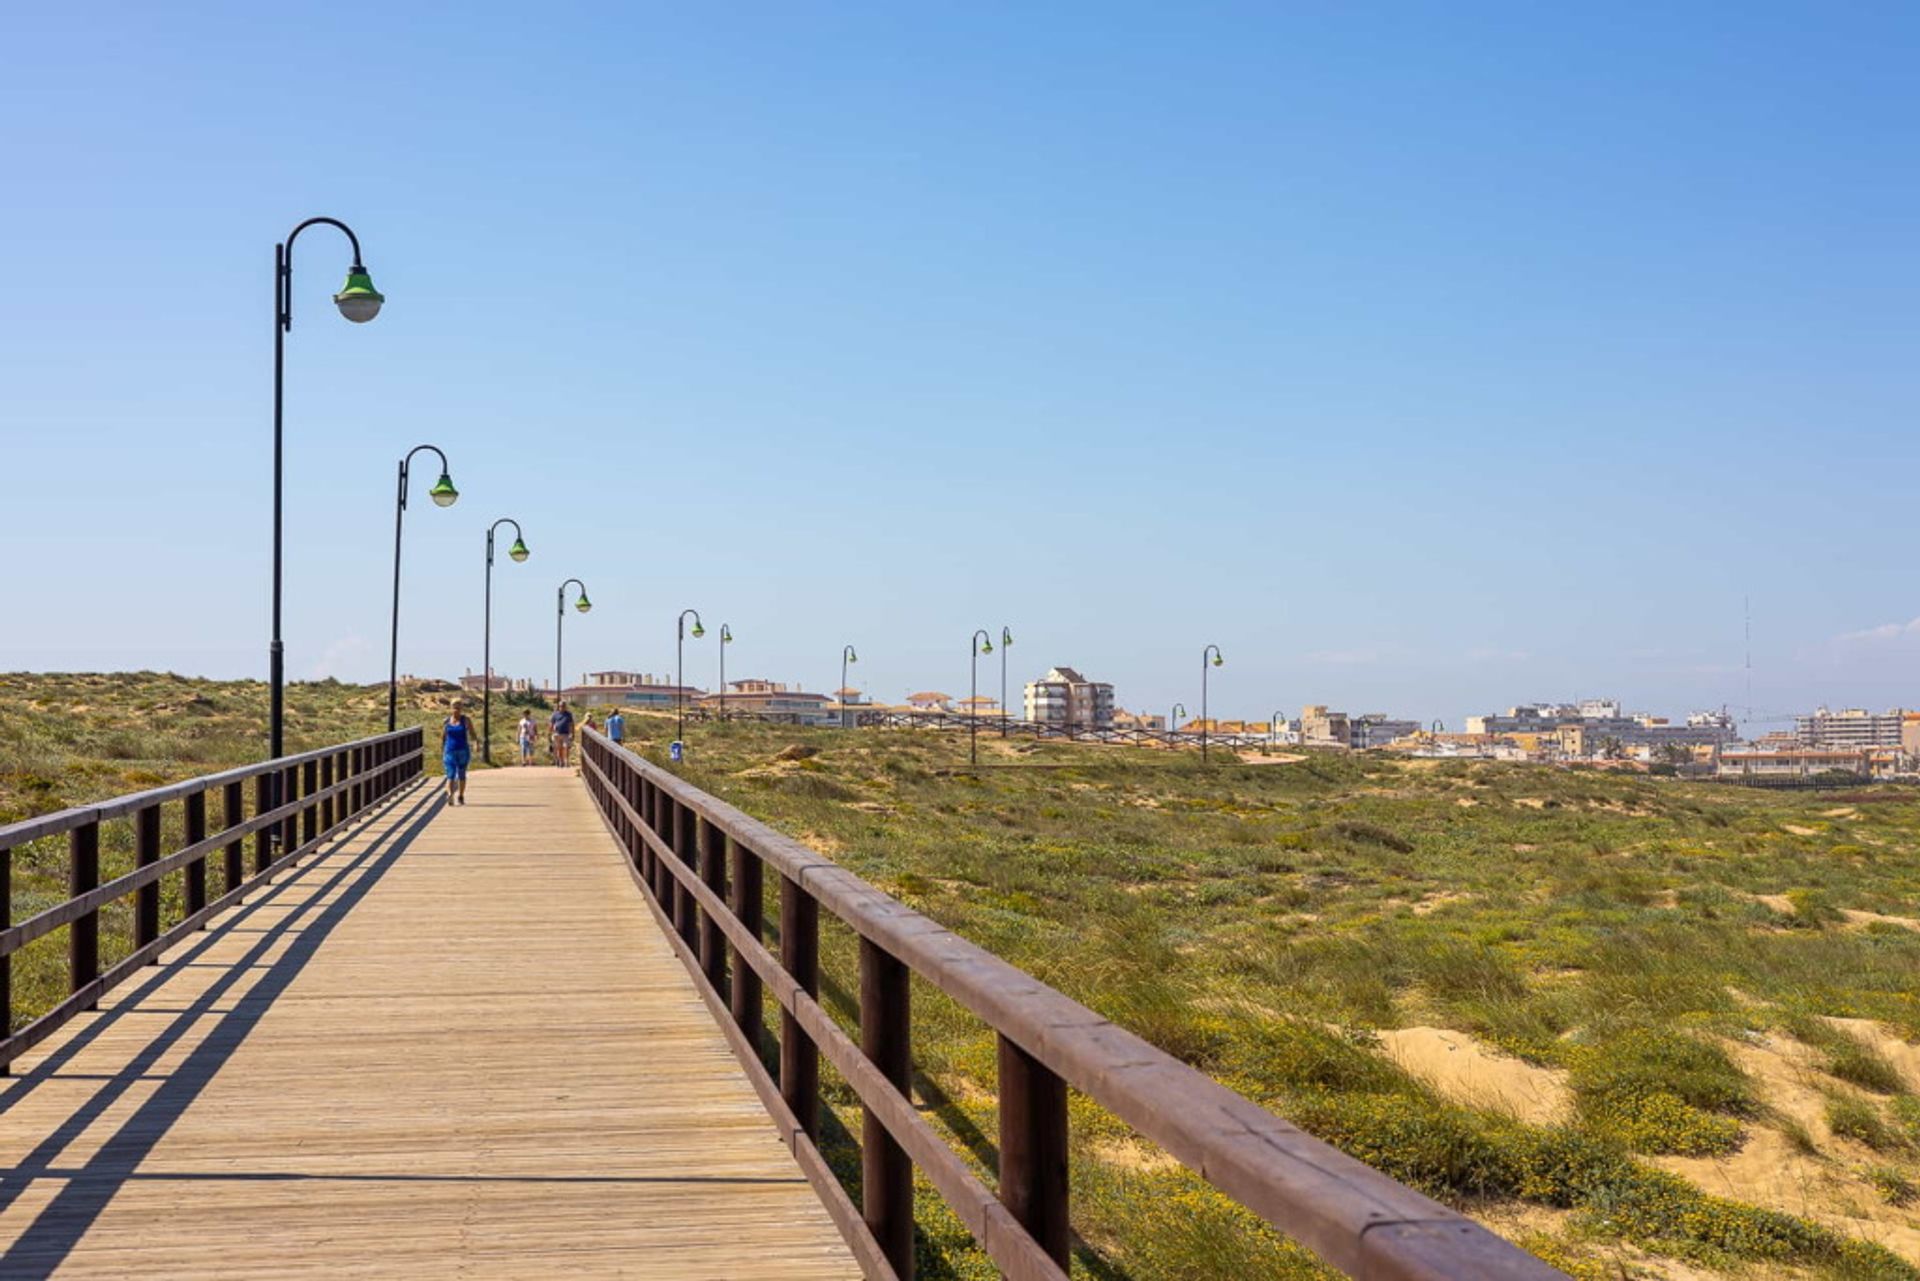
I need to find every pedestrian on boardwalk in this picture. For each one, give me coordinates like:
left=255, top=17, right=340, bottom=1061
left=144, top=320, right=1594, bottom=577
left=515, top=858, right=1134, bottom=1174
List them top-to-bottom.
left=550, top=699, right=576, bottom=767
left=442, top=701, right=474, bottom=805
left=606, top=708, right=625, bottom=747
left=517, top=712, right=537, bottom=766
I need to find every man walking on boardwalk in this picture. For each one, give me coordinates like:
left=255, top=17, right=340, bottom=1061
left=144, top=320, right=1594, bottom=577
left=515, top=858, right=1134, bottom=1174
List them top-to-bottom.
left=550, top=699, right=575, bottom=768
left=606, top=708, right=625, bottom=747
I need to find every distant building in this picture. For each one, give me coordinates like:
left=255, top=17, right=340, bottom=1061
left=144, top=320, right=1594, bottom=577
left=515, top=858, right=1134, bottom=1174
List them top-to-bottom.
left=460, top=667, right=532, bottom=694
left=1024, top=667, right=1115, bottom=730
left=565, top=671, right=703, bottom=709
left=699, top=679, right=833, bottom=725
left=905, top=691, right=953, bottom=712
left=955, top=695, right=1001, bottom=719
left=1300, top=705, right=1351, bottom=747
left=1796, top=707, right=1908, bottom=750
left=1112, top=709, right=1165, bottom=733
left=1350, top=714, right=1420, bottom=750
left=1718, top=747, right=1880, bottom=782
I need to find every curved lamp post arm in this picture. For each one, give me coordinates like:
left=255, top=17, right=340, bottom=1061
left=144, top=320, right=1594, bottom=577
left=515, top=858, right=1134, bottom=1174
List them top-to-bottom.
left=279, top=217, right=370, bottom=333
left=396, top=444, right=454, bottom=512
left=486, top=517, right=526, bottom=567
left=1200, top=645, right=1224, bottom=761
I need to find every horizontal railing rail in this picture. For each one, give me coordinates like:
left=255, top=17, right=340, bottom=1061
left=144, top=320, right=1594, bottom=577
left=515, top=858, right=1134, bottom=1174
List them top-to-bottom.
left=0, top=726, right=425, bottom=1069
left=579, top=728, right=1560, bottom=1281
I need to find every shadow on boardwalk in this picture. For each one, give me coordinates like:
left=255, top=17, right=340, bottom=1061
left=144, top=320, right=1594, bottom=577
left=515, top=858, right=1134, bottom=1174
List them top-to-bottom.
left=0, top=785, right=440, bottom=1279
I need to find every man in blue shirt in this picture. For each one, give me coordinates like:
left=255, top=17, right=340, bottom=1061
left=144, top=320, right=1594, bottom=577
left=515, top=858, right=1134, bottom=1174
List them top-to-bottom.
left=550, top=700, right=576, bottom=767
left=606, top=709, right=625, bottom=745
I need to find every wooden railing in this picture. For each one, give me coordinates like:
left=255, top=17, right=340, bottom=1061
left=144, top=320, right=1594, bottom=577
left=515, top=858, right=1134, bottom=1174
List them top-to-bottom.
left=0, top=727, right=424, bottom=1068
left=579, top=729, right=1560, bottom=1281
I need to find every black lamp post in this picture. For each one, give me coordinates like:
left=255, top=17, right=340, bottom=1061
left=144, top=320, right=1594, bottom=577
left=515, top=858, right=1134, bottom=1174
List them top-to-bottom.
left=269, top=216, right=382, bottom=770
left=386, top=444, right=459, bottom=731
left=482, top=519, right=530, bottom=763
left=556, top=579, right=591, bottom=701
left=677, top=608, right=705, bottom=746
left=716, top=624, right=733, bottom=720
left=999, top=626, right=1014, bottom=737
left=970, top=628, right=994, bottom=766
left=840, top=644, right=858, bottom=728
left=1201, top=644, right=1225, bottom=761
left=1171, top=702, right=1187, bottom=746
left=1271, top=709, right=1286, bottom=747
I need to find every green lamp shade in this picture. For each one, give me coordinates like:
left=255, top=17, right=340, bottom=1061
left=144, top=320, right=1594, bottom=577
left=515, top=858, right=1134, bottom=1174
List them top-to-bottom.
left=333, top=268, right=384, bottom=323
left=428, top=473, right=459, bottom=507
left=508, top=538, right=530, bottom=562
left=575, top=594, right=592, bottom=613
left=692, top=622, right=706, bottom=639
left=721, top=626, right=733, bottom=643
left=1003, top=629, right=1014, bottom=645
left=981, top=639, right=993, bottom=654
left=848, top=649, right=858, bottom=663
left=1212, top=654, right=1225, bottom=667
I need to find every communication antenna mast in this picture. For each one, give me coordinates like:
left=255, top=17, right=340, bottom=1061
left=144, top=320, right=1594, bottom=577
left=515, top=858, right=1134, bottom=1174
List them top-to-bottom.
left=1744, top=595, right=1753, bottom=720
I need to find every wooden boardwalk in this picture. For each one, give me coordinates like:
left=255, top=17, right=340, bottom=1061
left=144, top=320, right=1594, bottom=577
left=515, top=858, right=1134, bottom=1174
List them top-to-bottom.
left=0, top=769, right=860, bottom=1279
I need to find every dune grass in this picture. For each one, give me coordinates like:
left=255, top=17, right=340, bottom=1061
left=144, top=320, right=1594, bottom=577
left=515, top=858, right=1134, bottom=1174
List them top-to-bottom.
left=5, top=676, right=1920, bottom=1278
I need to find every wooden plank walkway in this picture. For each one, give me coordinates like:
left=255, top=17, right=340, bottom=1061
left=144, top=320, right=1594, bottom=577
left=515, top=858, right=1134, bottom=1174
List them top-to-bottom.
left=0, top=769, right=860, bottom=1279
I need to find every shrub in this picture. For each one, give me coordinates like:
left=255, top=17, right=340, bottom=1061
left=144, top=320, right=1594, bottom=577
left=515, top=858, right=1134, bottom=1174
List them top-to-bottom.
left=1328, top=819, right=1414, bottom=853
left=1569, top=1029, right=1754, bottom=1155
left=1826, top=1038, right=1909, bottom=1096
left=1827, top=1094, right=1901, bottom=1152
left=1865, top=1165, right=1916, bottom=1207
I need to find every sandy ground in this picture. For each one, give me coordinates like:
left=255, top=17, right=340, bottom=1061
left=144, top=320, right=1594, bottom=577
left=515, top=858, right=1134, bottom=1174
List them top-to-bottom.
left=1376, top=1026, right=1571, bottom=1125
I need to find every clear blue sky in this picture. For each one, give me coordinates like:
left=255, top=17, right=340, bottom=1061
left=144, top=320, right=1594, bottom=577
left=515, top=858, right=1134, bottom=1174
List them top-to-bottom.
left=2, top=1, right=1914, bottom=730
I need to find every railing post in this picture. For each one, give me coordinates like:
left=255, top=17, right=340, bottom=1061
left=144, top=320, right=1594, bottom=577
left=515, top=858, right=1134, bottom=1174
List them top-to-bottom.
left=349, top=747, right=363, bottom=817
left=320, top=755, right=334, bottom=832
left=302, top=758, right=319, bottom=846
left=280, top=763, right=298, bottom=855
left=254, top=773, right=273, bottom=876
left=224, top=780, right=245, bottom=894
left=184, top=790, right=209, bottom=920
left=674, top=801, right=698, bottom=949
left=133, top=803, right=161, bottom=951
left=699, top=819, right=727, bottom=991
left=70, top=820, right=100, bottom=1003
left=729, top=839, right=764, bottom=1048
left=2, top=844, right=11, bottom=1069
left=780, top=875, right=819, bottom=1138
left=861, top=937, right=914, bottom=1277
left=998, top=1035, right=1071, bottom=1266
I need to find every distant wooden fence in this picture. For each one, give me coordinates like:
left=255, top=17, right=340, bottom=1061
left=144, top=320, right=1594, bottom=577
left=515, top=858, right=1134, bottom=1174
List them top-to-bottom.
left=693, top=706, right=1285, bottom=752
left=0, top=727, right=423, bottom=1068
left=580, top=728, right=1559, bottom=1280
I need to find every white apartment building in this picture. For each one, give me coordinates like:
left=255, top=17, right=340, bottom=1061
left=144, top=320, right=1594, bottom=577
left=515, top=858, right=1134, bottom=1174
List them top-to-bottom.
left=1023, top=667, right=1115, bottom=729
left=1796, top=707, right=1908, bottom=750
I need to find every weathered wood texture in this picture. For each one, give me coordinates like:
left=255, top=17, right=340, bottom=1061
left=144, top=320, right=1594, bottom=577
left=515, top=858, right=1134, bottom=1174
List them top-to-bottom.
left=0, top=770, right=858, bottom=1279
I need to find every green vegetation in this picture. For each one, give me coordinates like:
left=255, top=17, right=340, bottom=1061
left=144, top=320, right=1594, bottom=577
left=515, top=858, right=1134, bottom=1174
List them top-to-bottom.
left=6, top=675, right=1920, bottom=1278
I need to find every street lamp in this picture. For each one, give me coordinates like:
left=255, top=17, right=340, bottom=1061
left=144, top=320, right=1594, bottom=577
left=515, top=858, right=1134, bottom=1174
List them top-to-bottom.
left=269, top=216, right=382, bottom=769
left=386, top=444, right=458, bottom=731
left=481, top=518, right=530, bottom=763
left=556, top=579, right=591, bottom=702
left=677, top=608, right=705, bottom=747
left=716, top=623, right=733, bottom=720
left=999, top=626, right=1014, bottom=737
left=970, top=629, right=994, bottom=766
left=840, top=644, right=858, bottom=728
left=1201, top=644, right=1225, bottom=761
left=1170, top=702, right=1187, bottom=746
left=1271, top=709, right=1287, bottom=747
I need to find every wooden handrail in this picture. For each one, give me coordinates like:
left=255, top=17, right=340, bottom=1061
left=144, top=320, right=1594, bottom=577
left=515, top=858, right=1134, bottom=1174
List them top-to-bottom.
left=1, top=727, right=424, bottom=1069
left=578, top=729, right=1562, bottom=1281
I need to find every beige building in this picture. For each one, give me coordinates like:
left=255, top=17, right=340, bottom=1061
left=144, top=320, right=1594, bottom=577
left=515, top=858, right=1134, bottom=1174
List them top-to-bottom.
left=1023, top=667, right=1115, bottom=730
left=1300, top=705, right=1351, bottom=747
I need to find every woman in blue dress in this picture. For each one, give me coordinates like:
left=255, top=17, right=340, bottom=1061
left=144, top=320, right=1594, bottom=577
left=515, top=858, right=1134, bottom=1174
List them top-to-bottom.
left=442, top=701, right=474, bottom=805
